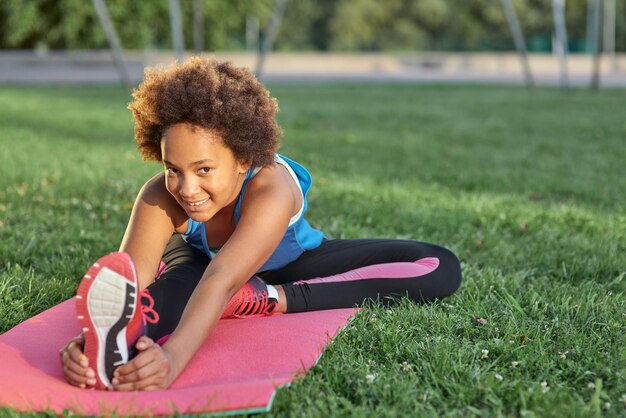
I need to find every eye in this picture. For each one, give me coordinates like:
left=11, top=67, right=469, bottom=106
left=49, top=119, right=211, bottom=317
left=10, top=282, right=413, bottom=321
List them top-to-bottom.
left=165, top=167, right=178, bottom=175
left=198, top=167, right=211, bottom=175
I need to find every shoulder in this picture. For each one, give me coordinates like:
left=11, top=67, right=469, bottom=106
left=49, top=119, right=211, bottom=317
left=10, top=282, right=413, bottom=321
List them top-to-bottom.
left=239, top=163, right=298, bottom=218
left=247, top=163, right=295, bottom=199
left=138, top=172, right=188, bottom=232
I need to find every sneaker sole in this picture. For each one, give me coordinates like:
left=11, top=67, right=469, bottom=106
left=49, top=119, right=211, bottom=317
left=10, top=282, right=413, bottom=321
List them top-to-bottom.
left=75, top=253, right=138, bottom=389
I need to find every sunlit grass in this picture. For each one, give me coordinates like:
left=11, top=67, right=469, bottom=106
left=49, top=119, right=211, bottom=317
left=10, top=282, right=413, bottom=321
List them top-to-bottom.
left=0, top=84, right=624, bottom=417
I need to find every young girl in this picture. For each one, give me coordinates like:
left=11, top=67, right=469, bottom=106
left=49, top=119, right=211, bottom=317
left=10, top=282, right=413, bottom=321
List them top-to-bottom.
left=59, top=58, right=462, bottom=391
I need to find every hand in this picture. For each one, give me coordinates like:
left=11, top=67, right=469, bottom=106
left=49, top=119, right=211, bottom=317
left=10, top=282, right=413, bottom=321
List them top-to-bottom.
left=59, top=334, right=97, bottom=388
left=111, top=336, right=177, bottom=391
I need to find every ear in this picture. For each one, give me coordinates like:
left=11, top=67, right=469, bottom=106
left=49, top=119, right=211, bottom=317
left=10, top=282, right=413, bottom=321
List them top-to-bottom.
left=237, top=158, right=252, bottom=174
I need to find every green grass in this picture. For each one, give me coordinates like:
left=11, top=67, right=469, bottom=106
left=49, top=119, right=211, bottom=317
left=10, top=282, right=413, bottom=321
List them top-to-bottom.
left=0, top=83, right=624, bottom=417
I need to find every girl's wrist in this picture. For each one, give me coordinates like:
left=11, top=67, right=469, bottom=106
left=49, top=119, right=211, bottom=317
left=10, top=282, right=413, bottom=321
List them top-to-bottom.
left=161, top=337, right=192, bottom=381
left=159, top=345, right=181, bottom=387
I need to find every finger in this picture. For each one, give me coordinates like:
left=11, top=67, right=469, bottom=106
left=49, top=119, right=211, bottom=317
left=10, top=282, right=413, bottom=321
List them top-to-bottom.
left=62, top=334, right=84, bottom=350
left=67, top=334, right=85, bottom=352
left=59, top=335, right=84, bottom=359
left=61, top=335, right=89, bottom=368
left=112, top=336, right=155, bottom=377
left=134, top=336, right=155, bottom=352
left=67, top=338, right=83, bottom=352
left=66, top=340, right=89, bottom=368
left=114, top=346, right=158, bottom=378
left=59, top=348, right=85, bottom=376
left=63, top=352, right=90, bottom=377
left=113, top=354, right=164, bottom=386
left=62, top=355, right=97, bottom=386
left=62, top=357, right=95, bottom=387
left=112, top=362, right=166, bottom=391
left=64, top=367, right=91, bottom=388
left=112, top=369, right=167, bottom=392
left=64, top=370, right=85, bottom=388
left=65, top=378, right=86, bottom=389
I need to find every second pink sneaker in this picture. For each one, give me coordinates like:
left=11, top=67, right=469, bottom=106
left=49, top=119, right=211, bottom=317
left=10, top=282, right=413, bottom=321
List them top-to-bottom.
left=221, top=276, right=279, bottom=319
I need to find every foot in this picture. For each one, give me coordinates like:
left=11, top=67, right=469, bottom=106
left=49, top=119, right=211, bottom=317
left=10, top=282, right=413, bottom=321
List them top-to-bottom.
left=75, top=252, right=158, bottom=389
left=221, top=276, right=280, bottom=319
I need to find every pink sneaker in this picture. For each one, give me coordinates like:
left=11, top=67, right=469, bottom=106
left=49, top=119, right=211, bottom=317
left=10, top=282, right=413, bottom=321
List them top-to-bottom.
left=75, top=252, right=159, bottom=390
left=221, top=276, right=279, bottom=319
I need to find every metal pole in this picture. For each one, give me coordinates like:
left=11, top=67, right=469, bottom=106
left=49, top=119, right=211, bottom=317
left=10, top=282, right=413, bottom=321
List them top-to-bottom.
left=91, top=0, right=133, bottom=91
left=168, top=0, right=185, bottom=62
left=192, top=0, right=204, bottom=53
left=255, top=0, right=287, bottom=80
left=500, top=0, right=535, bottom=89
left=552, top=0, right=569, bottom=89
left=586, top=0, right=595, bottom=51
left=590, top=0, right=602, bottom=90
left=603, top=0, right=617, bottom=73
left=246, top=15, right=260, bottom=51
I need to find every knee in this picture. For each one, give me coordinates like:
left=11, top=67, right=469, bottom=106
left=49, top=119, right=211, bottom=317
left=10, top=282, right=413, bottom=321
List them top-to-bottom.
left=402, top=240, right=462, bottom=294
left=406, top=242, right=462, bottom=301
left=436, top=245, right=462, bottom=298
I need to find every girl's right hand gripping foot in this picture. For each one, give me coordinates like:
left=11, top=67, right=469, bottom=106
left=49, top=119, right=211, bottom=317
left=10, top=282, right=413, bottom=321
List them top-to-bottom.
left=59, top=334, right=97, bottom=388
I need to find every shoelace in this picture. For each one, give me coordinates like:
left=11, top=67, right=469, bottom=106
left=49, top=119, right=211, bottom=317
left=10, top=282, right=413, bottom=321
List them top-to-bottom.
left=231, top=287, right=277, bottom=318
left=139, top=289, right=160, bottom=324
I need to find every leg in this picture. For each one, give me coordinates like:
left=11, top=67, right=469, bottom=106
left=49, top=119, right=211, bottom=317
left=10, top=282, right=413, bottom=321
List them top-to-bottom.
left=144, top=235, right=210, bottom=341
left=259, top=239, right=461, bottom=312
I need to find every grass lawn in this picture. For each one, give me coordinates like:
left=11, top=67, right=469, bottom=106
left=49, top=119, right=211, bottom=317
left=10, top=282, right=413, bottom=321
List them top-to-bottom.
left=0, top=83, right=624, bottom=417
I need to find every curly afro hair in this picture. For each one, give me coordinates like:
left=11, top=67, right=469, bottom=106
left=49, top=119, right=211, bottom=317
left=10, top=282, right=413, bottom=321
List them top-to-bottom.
left=128, top=57, right=281, bottom=167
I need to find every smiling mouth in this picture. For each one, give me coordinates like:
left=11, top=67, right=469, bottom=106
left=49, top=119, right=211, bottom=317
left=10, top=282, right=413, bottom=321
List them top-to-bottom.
left=183, top=197, right=210, bottom=211
left=186, top=198, right=209, bottom=206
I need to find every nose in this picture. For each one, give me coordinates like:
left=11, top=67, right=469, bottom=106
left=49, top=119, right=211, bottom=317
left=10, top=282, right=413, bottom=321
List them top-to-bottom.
left=178, top=176, right=200, bottom=199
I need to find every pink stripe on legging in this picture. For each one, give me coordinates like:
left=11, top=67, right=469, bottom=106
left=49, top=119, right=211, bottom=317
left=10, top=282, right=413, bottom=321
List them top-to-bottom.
left=291, top=257, right=440, bottom=286
left=156, top=334, right=171, bottom=346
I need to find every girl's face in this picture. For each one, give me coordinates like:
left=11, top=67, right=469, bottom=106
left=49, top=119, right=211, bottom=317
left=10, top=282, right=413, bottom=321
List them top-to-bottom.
left=161, top=123, right=249, bottom=222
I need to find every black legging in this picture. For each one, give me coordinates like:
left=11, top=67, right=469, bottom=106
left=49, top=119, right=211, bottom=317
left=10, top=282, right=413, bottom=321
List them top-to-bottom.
left=146, top=235, right=461, bottom=341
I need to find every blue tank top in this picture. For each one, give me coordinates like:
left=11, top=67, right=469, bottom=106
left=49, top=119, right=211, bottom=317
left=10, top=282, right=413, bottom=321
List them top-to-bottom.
left=181, top=154, right=325, bottom=272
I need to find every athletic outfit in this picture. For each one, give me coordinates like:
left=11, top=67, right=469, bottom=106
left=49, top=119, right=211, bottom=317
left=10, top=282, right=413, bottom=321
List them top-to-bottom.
left=143, top=154, right=462, bottom=342
left=181, top=154, right=325, bottom=271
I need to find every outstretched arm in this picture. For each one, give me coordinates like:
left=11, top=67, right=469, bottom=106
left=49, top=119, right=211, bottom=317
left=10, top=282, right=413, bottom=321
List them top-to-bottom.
left=111, top=164, right=298, bottom=390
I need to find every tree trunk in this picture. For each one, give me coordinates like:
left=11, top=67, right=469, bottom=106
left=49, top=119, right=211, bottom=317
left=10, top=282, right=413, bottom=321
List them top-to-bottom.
left=91, top=0, right=133, bottom=91
left=168, top=0, right=185, bottom=62
left=192, top=0, right=204, bottom=53
left=255, top=0, right=288, bottom=80
left=500, top=0, right=534, bottom=89
left=552, top=0, right=569, bottom=89
left=589, top=0, right=602, bottom=90
left=603, top=0, right=617, bottom=73
left=246, top=15, right=260, bottom=51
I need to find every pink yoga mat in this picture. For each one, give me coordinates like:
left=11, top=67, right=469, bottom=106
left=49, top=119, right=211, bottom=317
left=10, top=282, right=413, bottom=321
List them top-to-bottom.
left=0, top=299, right=358, bottom=416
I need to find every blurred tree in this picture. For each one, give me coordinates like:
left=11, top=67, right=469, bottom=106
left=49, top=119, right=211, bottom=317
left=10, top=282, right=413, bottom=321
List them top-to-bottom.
left=0, top=0, right=623, bottom=52
left=0, top=0, right=273, bottom=51
left=1, top=0, right=162, bottom=49
left=179, top=0, right=273, bottom=51
left=274, top=0, right=338, bottom=51
left=328, top=0, right=431, bottom=51
left=439, top=0, right=511, bottom=51
left=616, top=1, right=626, bottom=51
